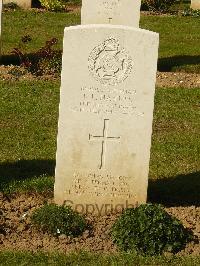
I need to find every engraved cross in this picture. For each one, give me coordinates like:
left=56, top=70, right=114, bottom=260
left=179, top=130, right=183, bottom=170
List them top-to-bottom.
left=89, top=119, right=120, bottom=169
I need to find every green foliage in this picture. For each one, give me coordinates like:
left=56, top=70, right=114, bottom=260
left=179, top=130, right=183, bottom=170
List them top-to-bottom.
left=39, top=0, right=64, bottom=11
left=141, top=0, right=176, bottom=12
left=182, top=8, right=200, bottom=17
left=30, top=37, right=62, bottom=76
left=31, top=204, right=87, bottom=236
left=111, top=204, right=193, bottom=255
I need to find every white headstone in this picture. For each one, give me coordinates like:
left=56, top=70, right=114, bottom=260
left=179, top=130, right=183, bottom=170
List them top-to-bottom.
left=81, top=0, right=141, bottom=27
left=191, top=0, right=200, bottom=9
left=54, top=24, right=159, bottom=215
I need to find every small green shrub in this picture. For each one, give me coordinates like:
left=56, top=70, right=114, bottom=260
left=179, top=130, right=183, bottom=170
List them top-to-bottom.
left=39, top=0, right=64, bottom=11
left=141, top=0, right=176, bottom=12
left=30, top=37, right=62, bottom=76
left=31, top=204, right=87, bottom=237
left=111, top=204, right=193, bottom=255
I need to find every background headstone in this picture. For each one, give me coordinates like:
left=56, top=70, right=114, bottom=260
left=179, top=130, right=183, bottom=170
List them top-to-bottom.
left=81, top=0, right=141, bottom=28
left=191, top=0, right=200, bottom=9
left=54, top=24, right=159, bottom=214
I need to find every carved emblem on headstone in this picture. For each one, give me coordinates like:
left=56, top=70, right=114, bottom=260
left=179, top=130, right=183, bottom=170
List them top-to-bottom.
left=88, top=37, right=133, bottom=85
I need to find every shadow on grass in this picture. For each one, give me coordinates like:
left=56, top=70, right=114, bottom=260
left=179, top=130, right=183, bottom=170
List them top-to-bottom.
left=32, top=0, right=42, bottom=8
left=1, top=50, right=62, bottom=67
left=1, top=54, right=21, bottom=65
left=2, top=54, right=200, bottom=74
left=158, top=55, right=200, bottom=72
left=0, top=159, right=55, bottom=191
left=1, top=160, right=199, bottom=207
left=148, top=171, right=200, bottom=207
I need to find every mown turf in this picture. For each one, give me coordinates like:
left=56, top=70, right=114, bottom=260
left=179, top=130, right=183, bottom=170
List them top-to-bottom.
left=2, top=10, right=80, bottom=54
left=140, top=16, right=200, bottom=73
left=0, top=80, right=199, bottom=206
left=0, top=80, right=59, bottom=194
left=149, top=88, right=200, bottom=206
left=0, top=250, right=200, bottom=266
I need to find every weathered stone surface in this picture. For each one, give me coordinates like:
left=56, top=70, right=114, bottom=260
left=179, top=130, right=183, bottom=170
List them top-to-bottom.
left=3, top=0, right=32, bottom=9
left=81, top=0, right=141, bottom=27
left=191, top=0, right=200, bottom=10
left=54, top=25, right=159, bottom=215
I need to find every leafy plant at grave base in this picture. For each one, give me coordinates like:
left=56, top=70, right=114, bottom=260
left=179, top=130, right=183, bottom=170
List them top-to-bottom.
left=39, top=0, right=64, bottom=11
left=141, top=0, right=176, bottom=12
left=182, top=8, right=200, bottom=17
left=12, top=37, right=62, bottom=76
left=31, top=37, right=62, bottom=75
left=31, top=204, right=87, bottom=237
left=111, top=204, right=193, bottom=255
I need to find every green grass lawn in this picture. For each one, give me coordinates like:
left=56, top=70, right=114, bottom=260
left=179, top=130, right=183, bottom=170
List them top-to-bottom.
left=1, top=9, right=200, bottom=72
left=2, top=10, right=80, bottom=54
left=0, top=80, right=59, bottom=194
left=0, top=250, right=200, bottom=266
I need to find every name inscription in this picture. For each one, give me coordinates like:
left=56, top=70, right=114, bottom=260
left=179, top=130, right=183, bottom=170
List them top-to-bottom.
left=99, top=0, right=120, bottom=15
left=71, top=86, right=140, bottom=115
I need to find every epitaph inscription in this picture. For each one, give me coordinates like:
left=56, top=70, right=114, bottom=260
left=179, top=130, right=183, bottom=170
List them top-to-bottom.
left=99, top=0, right=120, bottom=18
left=88, top=37, right=133, bottom=85
left=67, top=172, right=134, bottom=198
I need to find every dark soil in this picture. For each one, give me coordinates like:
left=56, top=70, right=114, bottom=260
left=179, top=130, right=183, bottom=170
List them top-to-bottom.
left=0, top=193, right=199, bottom=255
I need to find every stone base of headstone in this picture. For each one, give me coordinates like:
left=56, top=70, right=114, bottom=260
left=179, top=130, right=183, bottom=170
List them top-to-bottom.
left=3, top=0, right=32, bottom=9
left=191, top=0, right=200, bottom=10
left=54, top=24, right=159, bottom=216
